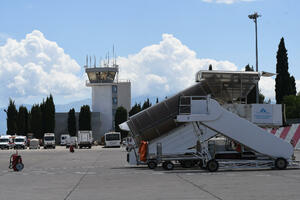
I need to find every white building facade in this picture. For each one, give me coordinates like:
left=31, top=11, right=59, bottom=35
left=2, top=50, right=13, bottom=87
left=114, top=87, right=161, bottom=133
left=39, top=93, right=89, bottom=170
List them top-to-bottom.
left=85, top=64, right=131, bottom=137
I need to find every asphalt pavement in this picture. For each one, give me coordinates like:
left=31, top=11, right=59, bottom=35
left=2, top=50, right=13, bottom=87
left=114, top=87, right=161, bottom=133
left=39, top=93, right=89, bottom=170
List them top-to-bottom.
left=0, top=146, right=300, bottom=200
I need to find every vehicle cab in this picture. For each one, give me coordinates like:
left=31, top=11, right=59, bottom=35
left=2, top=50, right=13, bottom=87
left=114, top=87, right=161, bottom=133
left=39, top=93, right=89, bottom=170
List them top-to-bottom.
left=44, top=133, right=56, bottom=149
left=0, top=135, right=11, bottom=149
left=14, top=136, right=27, bottom=149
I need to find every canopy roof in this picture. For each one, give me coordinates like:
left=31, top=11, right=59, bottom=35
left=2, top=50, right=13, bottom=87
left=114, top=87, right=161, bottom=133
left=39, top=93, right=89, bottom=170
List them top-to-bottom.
left=195, top=70, right=260, bottom=103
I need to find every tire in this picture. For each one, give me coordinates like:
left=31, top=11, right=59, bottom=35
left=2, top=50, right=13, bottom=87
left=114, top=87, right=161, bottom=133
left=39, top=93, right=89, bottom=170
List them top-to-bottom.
left=275, top=158, right=287, bottom=170
left=207, top=159, right=219, bottom=172
left=147, top=161, right=157, bottom=169
left=163, top=161, right=174, bottom=170
left=15, top=163, right=24, bottom=171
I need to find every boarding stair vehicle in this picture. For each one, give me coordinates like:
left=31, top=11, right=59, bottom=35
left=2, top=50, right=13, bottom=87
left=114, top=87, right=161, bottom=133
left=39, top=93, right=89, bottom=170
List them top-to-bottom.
left=120, top=70, right=299, bottom=172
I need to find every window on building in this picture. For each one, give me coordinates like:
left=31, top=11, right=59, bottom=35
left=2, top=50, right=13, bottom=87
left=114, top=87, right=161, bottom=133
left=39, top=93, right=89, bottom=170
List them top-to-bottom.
left=112, top=85, right=118, bottom=93
left=112, top=97, right=118, bottom=105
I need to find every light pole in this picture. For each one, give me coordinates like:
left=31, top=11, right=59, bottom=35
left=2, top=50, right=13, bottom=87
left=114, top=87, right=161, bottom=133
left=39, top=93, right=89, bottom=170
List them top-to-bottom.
left=248, top=12, right=261, bottom=103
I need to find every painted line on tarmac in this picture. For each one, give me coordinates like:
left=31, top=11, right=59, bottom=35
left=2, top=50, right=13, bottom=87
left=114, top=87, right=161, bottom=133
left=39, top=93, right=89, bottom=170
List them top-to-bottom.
left=63, top=152, right=102, bottom=200
left=176, top=174, right=224, bottom=200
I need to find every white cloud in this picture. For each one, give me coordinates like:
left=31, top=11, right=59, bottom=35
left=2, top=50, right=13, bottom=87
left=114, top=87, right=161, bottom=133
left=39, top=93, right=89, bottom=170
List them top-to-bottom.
left=202, top=0, right=256, bottom=4
left=0, top=30, right=89, bottom=106
left=118, top=33, right=238, bottom=98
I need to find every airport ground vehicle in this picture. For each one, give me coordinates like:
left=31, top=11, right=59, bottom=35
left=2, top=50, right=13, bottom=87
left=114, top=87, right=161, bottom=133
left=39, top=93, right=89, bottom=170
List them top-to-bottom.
left=121, top=71, right=299, bottom=172
left=78, top=131, right=93, bottom=148
left=104, top=132, right=121, bottom=148
left=43, top=133, right=56, bottom=149
left=60, top=134, right=70, bottom=146
left=0, top=135, right=11, bottom=149
left=14, top=136, right=27, bottom=149
left=66, top=136, right=78, bottom=148
left=29, top=139, right=40, bottom=149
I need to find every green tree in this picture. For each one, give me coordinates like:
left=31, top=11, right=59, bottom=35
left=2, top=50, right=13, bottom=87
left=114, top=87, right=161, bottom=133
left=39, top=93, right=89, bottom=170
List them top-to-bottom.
left=275, top=37, right=296, bottom=104
left=208, top=64, right=212, bottom=70
left=41, top=94, right=56, bottom=133
left=282, top=95, right=300, bottom=119
left=156, top=97, right=159, bottom=104
left=5, top=98, right=18, bottom=135
left=142, top=98, right=152, bottom=110
left=129, top=103, right=142, bottom=117
left=30, top=104, right=43, bottom=139
left=79, top=105, right=91, bottom=130
left=17, top=106, right=28, bottom=136
left=115, top=106, right=128, bottom=139
left=68, top=108, right=77, bottom=136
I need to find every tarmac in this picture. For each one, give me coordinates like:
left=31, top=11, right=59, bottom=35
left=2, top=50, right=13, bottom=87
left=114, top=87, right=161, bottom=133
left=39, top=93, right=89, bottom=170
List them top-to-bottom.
left=0, top=146, right=300, bottom=200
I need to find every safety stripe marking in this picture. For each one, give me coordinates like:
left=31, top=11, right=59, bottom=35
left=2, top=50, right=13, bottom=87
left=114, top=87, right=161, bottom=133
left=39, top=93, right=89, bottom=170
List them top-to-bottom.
left=291, top=125, right=300, bottom=147
left=279, top=126, right=291, bottom=139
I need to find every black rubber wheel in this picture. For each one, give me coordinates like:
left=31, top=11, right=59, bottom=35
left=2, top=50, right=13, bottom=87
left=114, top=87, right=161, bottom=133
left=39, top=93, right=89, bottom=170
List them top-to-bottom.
left=275, top=157, right=287, bottom=170
left=207, top=159, right=219, bottom=172
left=147, top=161, right=157, bottom=169
left=163, top=161, right=174, bottom=170
left=15, top=163, right=24, bottom=171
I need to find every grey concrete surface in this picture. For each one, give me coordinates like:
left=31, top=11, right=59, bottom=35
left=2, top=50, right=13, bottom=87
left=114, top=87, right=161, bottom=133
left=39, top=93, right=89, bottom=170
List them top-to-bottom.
left=0, top=147, right=300, bottom=200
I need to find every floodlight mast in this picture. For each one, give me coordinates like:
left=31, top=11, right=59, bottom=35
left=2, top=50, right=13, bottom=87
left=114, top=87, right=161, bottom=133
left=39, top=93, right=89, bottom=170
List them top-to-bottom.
left=248, top=12, right=261, bottom=103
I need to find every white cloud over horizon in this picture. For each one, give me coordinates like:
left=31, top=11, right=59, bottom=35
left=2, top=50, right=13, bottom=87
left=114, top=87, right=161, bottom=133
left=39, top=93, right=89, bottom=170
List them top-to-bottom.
left=0, top=30, right=298, bottom=107
left=0, top=30, right=89, bottom=106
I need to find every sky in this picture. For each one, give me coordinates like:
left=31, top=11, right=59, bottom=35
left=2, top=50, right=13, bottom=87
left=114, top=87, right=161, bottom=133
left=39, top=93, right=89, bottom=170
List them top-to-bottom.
left=0, top=0, right=299, bottom=108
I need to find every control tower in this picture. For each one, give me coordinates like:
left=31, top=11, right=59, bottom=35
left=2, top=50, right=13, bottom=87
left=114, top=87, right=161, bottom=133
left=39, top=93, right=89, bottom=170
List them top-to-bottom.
left=85, top=57, right=131, bottom=137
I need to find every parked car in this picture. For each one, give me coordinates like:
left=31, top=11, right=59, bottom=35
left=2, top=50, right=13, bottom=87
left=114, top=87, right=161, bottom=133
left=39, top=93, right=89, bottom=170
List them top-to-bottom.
left=66, top=136, right=78, bottom=148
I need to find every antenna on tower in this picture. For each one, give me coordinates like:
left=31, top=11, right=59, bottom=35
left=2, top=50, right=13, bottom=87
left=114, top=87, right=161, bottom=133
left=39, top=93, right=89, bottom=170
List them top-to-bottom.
left=112, top=45, right=115, bottom=66
left=108, top=51, right=110, bottom=67
left=85, top=55, right=88, bottom=68
left=94, top=55, right=96, bottom=68
left=89, top=56, right=92, bottom=67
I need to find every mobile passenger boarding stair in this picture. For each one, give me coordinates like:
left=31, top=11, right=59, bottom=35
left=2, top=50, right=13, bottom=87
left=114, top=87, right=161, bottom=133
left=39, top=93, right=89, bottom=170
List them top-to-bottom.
left=122, top=71, right=300, bottom=172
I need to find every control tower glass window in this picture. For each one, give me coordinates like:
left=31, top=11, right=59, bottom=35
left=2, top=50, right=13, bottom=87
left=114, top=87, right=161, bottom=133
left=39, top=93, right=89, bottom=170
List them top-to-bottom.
left=112, top=85, right=118, bottom=94
left=112, top=97, right=118, bottom=105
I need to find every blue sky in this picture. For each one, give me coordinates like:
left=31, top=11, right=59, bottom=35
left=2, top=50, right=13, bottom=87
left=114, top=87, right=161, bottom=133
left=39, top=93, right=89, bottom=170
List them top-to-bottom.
left=0, top=0, right=299, bottom=107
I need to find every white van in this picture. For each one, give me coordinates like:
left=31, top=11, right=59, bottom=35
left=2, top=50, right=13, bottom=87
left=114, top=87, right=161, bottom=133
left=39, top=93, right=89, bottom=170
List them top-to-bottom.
left=104, top=132, right=121, bottom=148
left=44, top=133, right=56, bottom=149
left=60, top=134, right=70, bottom=146
left=0, top=135, right=11, bottom=149
left=14, top=136, right=27, bottom=149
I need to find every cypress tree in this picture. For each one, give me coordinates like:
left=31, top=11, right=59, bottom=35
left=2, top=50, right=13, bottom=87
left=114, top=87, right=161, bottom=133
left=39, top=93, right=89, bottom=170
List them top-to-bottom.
left=275, top=37, right=296, bottom=104
left=208, top=64, right=213, bottom=70
left=5, top=98, right=18, bottom=135
left=142, top=98, right=152, bottom=110
left=129, top=103, right=142, bottom=117
left=31, top=104, right=43, bottom=139
left=79, top=105, right=91, bottom=130
left=17, top=106, right=28, bottom=136
left=115, top=106, right=128, bottom=139
left=68, top=108, right=77, bottom=136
